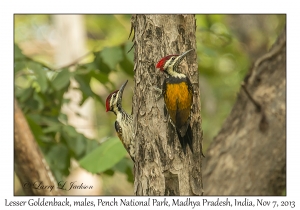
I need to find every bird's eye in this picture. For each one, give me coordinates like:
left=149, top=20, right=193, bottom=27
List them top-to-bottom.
left=171, top=57, right=175, bottom=60
left=112, top=93, right=116, bottom=98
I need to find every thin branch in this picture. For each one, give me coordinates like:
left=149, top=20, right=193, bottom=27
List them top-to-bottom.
left=245, top=33, right=286, bottom=84
left=127, top=42, right=136, bottom=53
left=53, top=50, right=94, bottom=71
left=241, top=82, right=261, bottom=112
left=241, top=82, right=269, bottom=133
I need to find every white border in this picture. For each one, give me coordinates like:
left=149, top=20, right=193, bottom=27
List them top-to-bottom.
left=1, top=0, right=298, bottom=209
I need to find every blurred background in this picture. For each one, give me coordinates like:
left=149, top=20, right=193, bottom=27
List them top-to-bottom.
left=14, top=14, right=286, bottom=195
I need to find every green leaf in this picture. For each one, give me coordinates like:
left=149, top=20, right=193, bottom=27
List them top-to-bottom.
left=124, top=41, right=134, bottom=61
left=14, top=44, right=24, bottom=60
left=119, top=44, right=134, bottom=76
left=100, top=47, right=123, bottom=69
left=94, top=51, right=111, bottom=74
left=119, top=54, right=134, bottom=76
left=14, top=61, right=26, bottom=73
left=27, top=62, right=48, bottom=92
left=76, top=63, right=95, bottom=75
left=52, top=68, right=71, bottom=91
left=90, top=70, right=109, bottom=84
left=74, top=73, right=103, bottom=105
left=74, top=74, right=93, bottom=96
left=74, top=74, right=93, bottom=105
left=16, top=87, right=34, bottom=103
left=33, top=92, right=44, bottom=111
left=23, top=96, right=39, bottom=111
left=62, top=98, right=71, bottom=104
left=26, top=113, right=42, bottom=123
left=58, top=113, right=68, bottom=124
left=26, top=115, right=44, bottom=146
left=40, top=116, right=60, bottom=127
left=41, top=116, right=58, bottom=124
left=43, top=123, right=62, bottom=134
left=62, top=125, right=78, bottom=137
left=62, top=125, right=91, bottom=159
left=63, top=129, right=87, bottom=160
left=72, top=135, right=87, bottom=159
left=39, top=136, right=53, bottom=143
left=79, top=137, right=127, bottom=174
left=85, top=139, right=100, bottom=154
left=45, top=143, right=71, bottom=181
left=46, top=143, right=70, bottom=172
left=113, top=158, right=134, bottom=183
left=125, top=166, right=134, bottom=183
left=103, top=169, right=115, bottom=176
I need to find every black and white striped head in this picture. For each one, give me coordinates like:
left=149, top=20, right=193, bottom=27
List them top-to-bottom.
left=156, top=49, right=193, bottom=75
left=106, top=80, right=128, bottom=114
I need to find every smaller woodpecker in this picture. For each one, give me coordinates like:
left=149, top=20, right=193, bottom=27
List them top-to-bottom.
left=156, top=49, right=194, bottom=154
left=106, top=80, right=135, bottom=162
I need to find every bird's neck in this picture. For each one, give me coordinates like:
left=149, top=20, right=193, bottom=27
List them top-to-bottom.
left=166, top=66, right=186, bottom=79
left=112, top=104, right=123, bottom=116
left=116, top=107, right=132, bottom=123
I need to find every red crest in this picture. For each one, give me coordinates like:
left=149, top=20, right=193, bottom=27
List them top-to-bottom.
left=156, top=54, right=178, bottom=71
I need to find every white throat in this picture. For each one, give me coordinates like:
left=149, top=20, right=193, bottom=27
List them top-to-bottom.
left=167, top=66, right=185, bottom=78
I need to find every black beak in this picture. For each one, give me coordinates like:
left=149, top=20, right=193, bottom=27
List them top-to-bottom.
left=175, top=49, right=194, bottom=65
left=118, top=80, right=128, bottom=102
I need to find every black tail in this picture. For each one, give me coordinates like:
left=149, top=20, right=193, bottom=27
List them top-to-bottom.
left=176, top=125, right=193, bottom=154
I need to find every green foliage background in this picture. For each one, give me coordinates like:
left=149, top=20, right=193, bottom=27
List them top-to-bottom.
left=14, top=14, right=285, bottom=195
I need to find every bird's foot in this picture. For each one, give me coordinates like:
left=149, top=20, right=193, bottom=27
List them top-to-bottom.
left=152, top=87, right=163, bottom=101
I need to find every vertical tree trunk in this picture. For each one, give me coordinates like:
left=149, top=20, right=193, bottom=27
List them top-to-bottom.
left=132, top=15, right=203, bottom=195
left=203, top=27, right=286, bottom=195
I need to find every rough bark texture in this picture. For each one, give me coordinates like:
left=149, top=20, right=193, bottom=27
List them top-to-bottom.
left=131, top=15, right=203, bottom=195
left=203, top=28, right=286, bottom=195
left=14, top=99, right=60, bottom=195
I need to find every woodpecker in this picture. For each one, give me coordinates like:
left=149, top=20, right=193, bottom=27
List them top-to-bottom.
left=156, top=49, right=194, bottom=154
left=106, top=80, right=135, bottom=162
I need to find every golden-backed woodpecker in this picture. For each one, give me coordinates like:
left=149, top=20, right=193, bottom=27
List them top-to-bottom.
left=156, top=49, right=194, bottom=154
left=106, top=80, right=135, bottom=161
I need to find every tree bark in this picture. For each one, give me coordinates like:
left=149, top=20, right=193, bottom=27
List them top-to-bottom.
left=132, top=14, right=203, bottom=195
left=203, top=27, right=286, bottom=195
left=14, top=99, right=60, bottom=195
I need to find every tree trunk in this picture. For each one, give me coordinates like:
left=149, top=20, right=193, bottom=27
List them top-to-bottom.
left=131, top=14, right=203, bottom=195
left=203, top=27, right=286, bottom=195
left=14, top=99, right=60, bottom=196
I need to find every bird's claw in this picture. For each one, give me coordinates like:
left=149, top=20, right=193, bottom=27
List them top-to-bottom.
left=152, top=87, right=163, bottom=101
